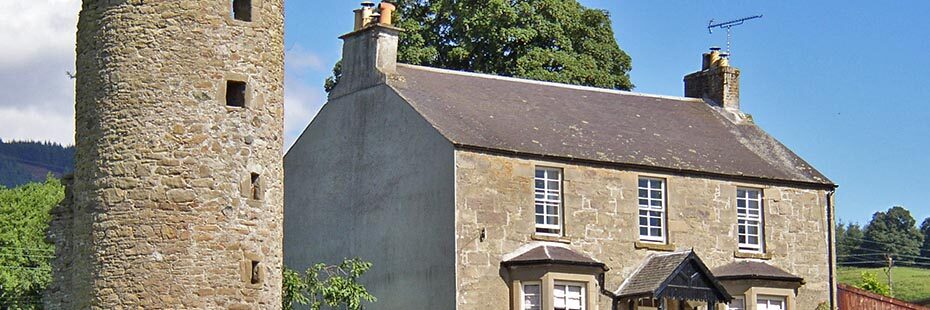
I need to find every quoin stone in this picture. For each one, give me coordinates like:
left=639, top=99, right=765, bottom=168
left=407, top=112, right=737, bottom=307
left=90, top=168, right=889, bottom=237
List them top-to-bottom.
left=46, top=0, right=285, bottom=308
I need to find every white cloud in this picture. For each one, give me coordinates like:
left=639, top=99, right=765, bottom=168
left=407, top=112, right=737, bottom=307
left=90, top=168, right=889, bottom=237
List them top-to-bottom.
left=0, top=0, right=80, bottom=145
left=0, top=0, right=79, bottom=67
left=286, top=44, right=326, bottom=72
left=283, top=46, right=330, bottom=151
left=284, top=76, right=325, bottom=151
left=0, top=106, right=74, bottom=144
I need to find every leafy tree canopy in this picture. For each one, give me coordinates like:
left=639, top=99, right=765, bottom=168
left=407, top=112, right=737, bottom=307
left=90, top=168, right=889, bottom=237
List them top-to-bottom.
left=327, top=0, right=633, bottom=92
left=0, top=177, right=64, bottom=309
left=862, top=206, right=924, bottom=260
left=920, top=218, right=930, bottom=258
left=283, top=258, right=376, bottom=310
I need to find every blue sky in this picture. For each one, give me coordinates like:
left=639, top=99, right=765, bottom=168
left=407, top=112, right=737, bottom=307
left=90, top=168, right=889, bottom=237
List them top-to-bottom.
left=1, top=1, right=927, bottom=225
left=283, top=1, right=930, bottom=225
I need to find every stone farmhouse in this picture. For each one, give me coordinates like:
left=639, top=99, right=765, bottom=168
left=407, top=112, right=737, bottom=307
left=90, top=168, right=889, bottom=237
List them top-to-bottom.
left=285, top=3, right=838, bottom=310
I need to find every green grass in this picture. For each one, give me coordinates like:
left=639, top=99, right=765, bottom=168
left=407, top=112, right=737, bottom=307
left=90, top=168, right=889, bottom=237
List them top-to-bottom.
left=838, top=266, right=930, bottom=305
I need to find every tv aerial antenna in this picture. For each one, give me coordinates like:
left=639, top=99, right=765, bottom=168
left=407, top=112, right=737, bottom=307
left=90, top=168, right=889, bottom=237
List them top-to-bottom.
left=708, top=15, right=763, bottom=55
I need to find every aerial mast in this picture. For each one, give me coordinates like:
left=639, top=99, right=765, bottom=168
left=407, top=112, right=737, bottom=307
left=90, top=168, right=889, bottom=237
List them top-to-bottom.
left=708, top=15, right=763, bottom=55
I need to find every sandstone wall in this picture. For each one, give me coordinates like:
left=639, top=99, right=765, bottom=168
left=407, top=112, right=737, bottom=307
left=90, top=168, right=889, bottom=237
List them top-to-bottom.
left=47, top=0, right=284, bottom=308
left=454, top=150, right=832, bottom=309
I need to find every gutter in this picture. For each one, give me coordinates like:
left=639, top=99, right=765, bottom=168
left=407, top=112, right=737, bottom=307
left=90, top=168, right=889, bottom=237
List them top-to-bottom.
left=455, top=144, right=839, bottom=191
left=827, top=190, right=837, bottom=309
left=501, top=260, right=608, bottom=271
left=596, top=272, right=620, bottom=310
left=716, top=275, right=805, bottom=283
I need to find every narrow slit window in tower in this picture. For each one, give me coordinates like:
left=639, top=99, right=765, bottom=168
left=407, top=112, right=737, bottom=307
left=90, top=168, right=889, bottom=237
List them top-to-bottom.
left=232, top=0, right=252, bottom=22
left=226, top=80, right=247, bottom=107
left=250, top=172, right=261, bottom=200
left=250, top=260, right=261, bottom=284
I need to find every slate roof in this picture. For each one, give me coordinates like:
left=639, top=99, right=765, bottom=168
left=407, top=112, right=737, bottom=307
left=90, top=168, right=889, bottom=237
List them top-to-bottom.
left=390, top=64, right=834, bottom=188
left=501, top=245, right=606, bottom=270
left=614, top=251, right=731, bottom=303
left=616, top=251, right=692, bottom=297
left=713, top=261, right=804, bottom=282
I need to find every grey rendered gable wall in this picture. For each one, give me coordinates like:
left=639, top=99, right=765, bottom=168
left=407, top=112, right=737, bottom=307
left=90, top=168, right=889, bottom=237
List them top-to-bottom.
left=283, top=84, right=456, bottom=309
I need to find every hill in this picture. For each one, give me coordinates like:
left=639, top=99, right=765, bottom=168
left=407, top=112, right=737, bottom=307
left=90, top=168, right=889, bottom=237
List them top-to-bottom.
left=0, top=139, right=74, bottom=188
left=838, top=266, right=930, bottom=306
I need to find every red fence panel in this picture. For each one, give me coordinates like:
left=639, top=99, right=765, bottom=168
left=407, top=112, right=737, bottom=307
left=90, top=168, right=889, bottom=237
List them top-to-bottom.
left=838, top=284, right=930, bottom=310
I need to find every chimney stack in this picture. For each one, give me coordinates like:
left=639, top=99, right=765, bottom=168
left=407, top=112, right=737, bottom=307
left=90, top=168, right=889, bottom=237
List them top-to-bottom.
left=334, top=1, right=403, bottom=98
left=685, top=47, right=741, bottom=111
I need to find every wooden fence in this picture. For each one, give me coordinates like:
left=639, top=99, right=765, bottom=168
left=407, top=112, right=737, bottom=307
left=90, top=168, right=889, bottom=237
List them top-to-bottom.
left=839, top=284, right=930, bottom=310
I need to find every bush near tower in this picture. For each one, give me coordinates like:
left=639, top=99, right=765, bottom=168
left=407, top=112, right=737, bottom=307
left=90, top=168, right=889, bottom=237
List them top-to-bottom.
left=0, top=177, right=63, bottom=309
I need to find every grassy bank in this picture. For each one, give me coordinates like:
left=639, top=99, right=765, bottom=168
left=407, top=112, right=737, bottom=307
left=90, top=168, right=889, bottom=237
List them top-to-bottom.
left=837, top=266, right=930, bottom=305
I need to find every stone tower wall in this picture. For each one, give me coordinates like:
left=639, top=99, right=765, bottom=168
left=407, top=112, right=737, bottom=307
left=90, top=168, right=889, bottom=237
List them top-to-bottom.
left=47, top=0, right=284, bottom=308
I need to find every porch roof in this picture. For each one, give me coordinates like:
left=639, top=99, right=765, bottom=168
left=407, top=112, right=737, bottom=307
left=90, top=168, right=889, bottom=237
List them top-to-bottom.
left=615, top=250, right=732, bottom=304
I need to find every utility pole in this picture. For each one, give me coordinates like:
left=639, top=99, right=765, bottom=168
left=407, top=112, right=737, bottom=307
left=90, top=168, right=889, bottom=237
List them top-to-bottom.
left=885, top=254, right=895, bottom=297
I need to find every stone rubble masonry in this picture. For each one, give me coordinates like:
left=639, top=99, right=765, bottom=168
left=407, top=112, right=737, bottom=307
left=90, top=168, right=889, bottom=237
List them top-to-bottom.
left=46, top=0, right=285, bottom=308
left=684, top=65, right=741, bottom=111
left=453, top=150, right=831, bottom=309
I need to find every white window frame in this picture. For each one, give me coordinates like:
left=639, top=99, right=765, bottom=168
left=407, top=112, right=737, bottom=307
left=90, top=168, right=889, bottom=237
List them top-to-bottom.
left=534, top=167, right=563, bottom=236
left=637, top=177, right=667, bottom=243
left=736, top=188, right=764, bottom=252
left=553, top=281, right=585, bottom=310
left=521, top=282, right=542, bottom=310
left=756, top=295, right=786, bottom=310
left=727, top=296, right=746, bottom=310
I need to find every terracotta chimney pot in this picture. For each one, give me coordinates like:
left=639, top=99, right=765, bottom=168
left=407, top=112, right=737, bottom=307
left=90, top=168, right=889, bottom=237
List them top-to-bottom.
left=379, top=2, right=396, bottom=26
left=708, top=47, right=721, bottom=68
left=717, top=53, right=730, bottom=67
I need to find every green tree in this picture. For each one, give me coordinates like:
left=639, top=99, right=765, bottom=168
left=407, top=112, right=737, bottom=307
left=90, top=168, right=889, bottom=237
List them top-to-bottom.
left=328, top=0, right=633, bottom=92
left=323, top=61, right=343, bottom=94
left=0, top=160, right=32, bottom=189
left=0, top=177, right=64, bottom=309
left=862, top=206, right=923, bottom=266
left=920, top=218, right=930, bottom=258
left=836, top=222, right=864, bottom=263
left=282, top=258, right=376, bottom=310
left=856, top=271, right=891, bottom=296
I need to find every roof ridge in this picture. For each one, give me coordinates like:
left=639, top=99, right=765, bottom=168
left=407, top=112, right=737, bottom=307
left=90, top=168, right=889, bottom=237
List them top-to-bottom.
left=397, top=63, right=706, bottom=103
left=501, top=242, right=571, bottom=262
left=654, top=250, right=691, bottom=257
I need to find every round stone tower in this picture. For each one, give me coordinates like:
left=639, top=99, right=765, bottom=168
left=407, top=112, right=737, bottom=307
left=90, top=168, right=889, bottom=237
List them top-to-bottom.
left=47, top=0, right=284, bottom=308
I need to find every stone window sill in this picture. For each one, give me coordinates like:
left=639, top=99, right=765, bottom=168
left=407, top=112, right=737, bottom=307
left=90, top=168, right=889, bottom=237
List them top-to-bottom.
left=532, top=234, right=572, bottom=244
left=634, top=241, right=676, bottom=252
left=733, top=251, right=773, bottom=260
